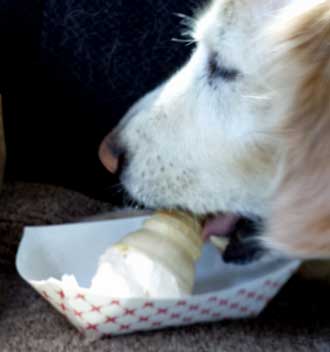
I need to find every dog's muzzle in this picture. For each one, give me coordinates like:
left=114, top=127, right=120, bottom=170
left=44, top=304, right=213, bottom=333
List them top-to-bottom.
left=99, top=134, right=266, bottom=265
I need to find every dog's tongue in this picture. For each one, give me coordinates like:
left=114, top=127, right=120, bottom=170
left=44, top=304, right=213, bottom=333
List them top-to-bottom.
left=202, top=214, right=240, bottom=241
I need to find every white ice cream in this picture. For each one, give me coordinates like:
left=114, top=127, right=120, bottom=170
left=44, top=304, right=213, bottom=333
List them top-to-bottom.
left=90, top=211, right=203, bottom=299
left=91, top=245, right=184, bottom=298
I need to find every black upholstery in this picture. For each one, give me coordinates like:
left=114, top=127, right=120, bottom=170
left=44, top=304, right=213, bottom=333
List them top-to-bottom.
left=1, top=0, right=199, bottom=199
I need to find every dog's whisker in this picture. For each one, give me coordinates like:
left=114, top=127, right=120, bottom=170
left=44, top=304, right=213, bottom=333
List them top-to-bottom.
left=173, top=12, right=195, bottom=22
left=173, top=12, right=197, bottom=42
left=173, top=12, right=189, bottom=19
left=171, top=37, right=195, bottom=46
left=243, top=95, right=271, bottom=101
left=119, top=187, right=146, bottom=211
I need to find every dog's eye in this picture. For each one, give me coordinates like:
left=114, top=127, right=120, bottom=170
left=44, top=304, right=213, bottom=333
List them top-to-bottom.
left=208, top=55, right=239, bottom=82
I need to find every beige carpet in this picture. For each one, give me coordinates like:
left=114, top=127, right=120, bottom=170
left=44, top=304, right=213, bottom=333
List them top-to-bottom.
left=1, top=182, right=330, bottom=352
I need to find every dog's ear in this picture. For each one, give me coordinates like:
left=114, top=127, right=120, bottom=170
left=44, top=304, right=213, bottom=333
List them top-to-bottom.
left=263, top=0, right=330, bottom=259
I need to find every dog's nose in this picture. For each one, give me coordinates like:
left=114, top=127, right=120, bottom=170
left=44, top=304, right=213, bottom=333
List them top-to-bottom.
left=99, top=132, right=125, bottom=174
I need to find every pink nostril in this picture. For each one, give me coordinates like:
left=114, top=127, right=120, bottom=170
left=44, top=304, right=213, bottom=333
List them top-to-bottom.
left=98, top=135, right=120, bottom=174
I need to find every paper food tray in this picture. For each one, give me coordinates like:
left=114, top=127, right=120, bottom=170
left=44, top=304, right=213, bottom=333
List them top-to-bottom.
left=16, top=215, right=300, bottom=337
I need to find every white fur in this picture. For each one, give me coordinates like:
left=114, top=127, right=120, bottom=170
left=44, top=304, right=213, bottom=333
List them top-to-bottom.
left=114, top=0, right=292, bottom=217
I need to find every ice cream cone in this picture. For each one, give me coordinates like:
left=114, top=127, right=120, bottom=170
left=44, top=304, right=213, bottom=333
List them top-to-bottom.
left=91, top=211, right=202, bottom=298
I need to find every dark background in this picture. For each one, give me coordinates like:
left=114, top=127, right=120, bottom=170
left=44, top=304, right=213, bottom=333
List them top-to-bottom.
left=0, top=0, right=199, bottom=201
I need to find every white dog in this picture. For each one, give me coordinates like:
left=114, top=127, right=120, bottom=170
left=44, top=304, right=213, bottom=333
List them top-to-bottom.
left=100, top=0, right=330, bottom=260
